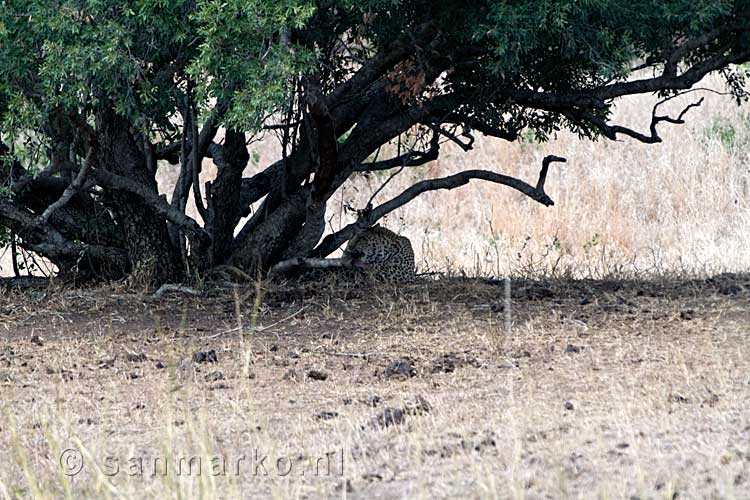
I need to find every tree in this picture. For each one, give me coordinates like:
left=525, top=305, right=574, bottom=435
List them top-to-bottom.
left=0, top=0, right=748, bottom=285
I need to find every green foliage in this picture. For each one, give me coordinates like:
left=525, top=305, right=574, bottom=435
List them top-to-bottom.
left=0, top=0, right=314, bottom=141
left=0, top=0, right=748, bottom=169
left=188, top=0, right=315, bottom=129
left=304, top=0, right=748, bottom=143
left=704, top=116, right=738, bottom=149
left=518, top=129, right=541, bottom=145
left=583, top=233, right=602, bottom=253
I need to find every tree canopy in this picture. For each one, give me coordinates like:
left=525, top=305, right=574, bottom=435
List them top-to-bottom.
left=1, top=0, right=748, bottom=284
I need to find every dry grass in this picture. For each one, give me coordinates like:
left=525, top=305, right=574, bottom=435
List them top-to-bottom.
left=1, top=75, right=749, bottom=499
left=1, top=274, right=749, bottom=499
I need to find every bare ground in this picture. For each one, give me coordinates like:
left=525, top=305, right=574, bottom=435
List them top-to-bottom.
left=1, top=274, right=749, bottom=499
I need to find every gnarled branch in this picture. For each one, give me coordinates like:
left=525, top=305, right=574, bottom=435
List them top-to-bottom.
left=503, top=35, right=750, bottom=114
left=189, top=84, right=207, bottom=219
left=565, top=90, right=706, bottom=143
left=171, top=99, right=226, bottom=211
left=435, top=125, right=475, bottom=152
left=355, top=129, right=440, bottom=172
left=38, top=146, right=96, bottom=223
left=312, top=155, right=566, bottom=257
left=91, top=168, right=208, bottom=242
left=0, top=198, right=128, bottom=272
left=270, top=256, right=352, bottom=276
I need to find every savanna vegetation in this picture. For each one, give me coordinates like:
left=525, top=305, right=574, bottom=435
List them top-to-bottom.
left=1, top=0, right=748, bottom=285
left=2, top=2, right=750, bottom=499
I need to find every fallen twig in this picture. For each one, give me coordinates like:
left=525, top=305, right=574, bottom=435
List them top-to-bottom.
left=150, top=284, right=203, bottom=300
left=207, top=305, right=308, bottom=339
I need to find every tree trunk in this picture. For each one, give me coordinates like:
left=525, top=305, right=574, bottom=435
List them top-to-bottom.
left=96, top=108, right=181, bottom=284
left=205, top=129, right=249, bottom=265
left=229, top=188, right=310, bottom=275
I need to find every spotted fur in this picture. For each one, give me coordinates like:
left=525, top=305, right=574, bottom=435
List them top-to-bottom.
left=344, top=225, right=416, bottom=282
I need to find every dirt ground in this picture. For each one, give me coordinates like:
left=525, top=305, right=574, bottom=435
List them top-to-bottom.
left=0, top=273, right=749, bottom=499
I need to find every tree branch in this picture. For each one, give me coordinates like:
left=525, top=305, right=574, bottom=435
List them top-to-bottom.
left=664, top=24, right=744, bottom=77
left=503, top=38, right=750, bottom=112
left=305, top=74, right=339, bottom=202
left=189, top=85, right=207, bottom=219
left=565, top=91, right=705, bottom=143
left=171, top=98, right=225, bottom=212
left=438, top=113, right=520, bottom=142
left=435, top=125, right=475, bottom=151
left=355, top=130, right=440, bottom=172
left=1, top=140, right=68, bottom=195
left=156, top=142, right=181, bottom=164
left=38, top=146, right=96, bottom=223
left=355, top=149, right=438, bottom=171
left=312, top=155, right=566, bottom=257
left=536, top=155, right=565, bottom=191
left=91, top=168, right=208, bottom=241
left=0, top=198, right=128, bottom=270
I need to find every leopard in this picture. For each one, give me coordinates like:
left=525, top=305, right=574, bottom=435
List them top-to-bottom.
left=343, top=225, right=416, bottom=282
